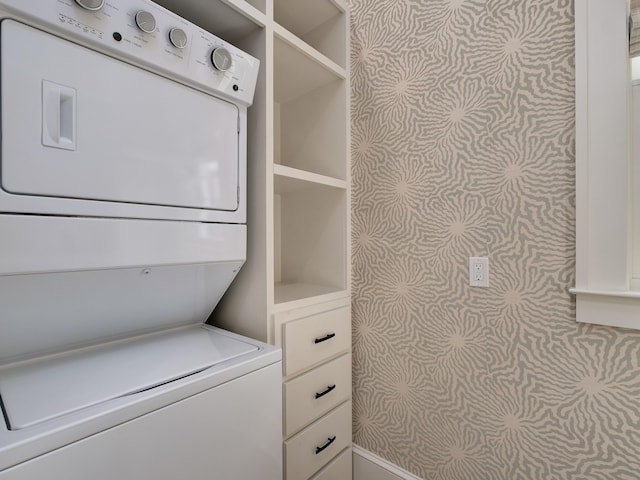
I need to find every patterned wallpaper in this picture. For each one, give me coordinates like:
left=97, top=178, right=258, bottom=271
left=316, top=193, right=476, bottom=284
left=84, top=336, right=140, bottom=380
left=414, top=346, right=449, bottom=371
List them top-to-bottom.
left=348, top=1, right=640, bottom=479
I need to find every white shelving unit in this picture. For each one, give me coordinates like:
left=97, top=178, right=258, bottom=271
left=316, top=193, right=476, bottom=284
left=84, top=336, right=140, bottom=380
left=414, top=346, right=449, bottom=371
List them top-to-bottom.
left=155, top=0, right=351, bottom=478
left=274, top=0, right=346, bottom=68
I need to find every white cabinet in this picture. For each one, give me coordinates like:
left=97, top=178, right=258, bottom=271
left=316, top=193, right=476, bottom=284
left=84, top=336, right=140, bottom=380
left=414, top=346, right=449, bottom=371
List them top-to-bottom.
left=274, top=0, right=346, bottom=69
left=153, top=1, right=351, bottom=478
left=276, top=298, right=352, bottom=479
left=282, top=306, right=351, bottom=375
left=284, top=353, right=351, bottom=436
left=284, top=400, right=352, bottom=480
left=310, top=447, right=352, bottom=480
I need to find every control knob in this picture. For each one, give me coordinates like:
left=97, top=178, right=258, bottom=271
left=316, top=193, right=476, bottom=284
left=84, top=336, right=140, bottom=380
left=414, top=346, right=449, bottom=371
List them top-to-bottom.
left=74, top=0, right=104, bottom=10
left=135, top=10, right=156, bottom=33
left=169, top=28, right=188, bottom=49
left=211, top=47, right=233, bottom=71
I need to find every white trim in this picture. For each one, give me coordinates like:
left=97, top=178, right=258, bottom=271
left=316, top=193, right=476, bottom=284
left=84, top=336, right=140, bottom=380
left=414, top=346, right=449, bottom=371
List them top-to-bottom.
left=573, top=0, right=640, bottom=330
left=569, top=288, right=640, bottom=299
left=572, top=291, right=640, bottom=330
left=352, top=445, right=424, bottom=480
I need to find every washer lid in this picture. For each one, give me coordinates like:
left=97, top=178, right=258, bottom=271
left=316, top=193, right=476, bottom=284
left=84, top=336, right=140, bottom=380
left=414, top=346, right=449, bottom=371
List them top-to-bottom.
left=0, top=326, right=258, bottom=430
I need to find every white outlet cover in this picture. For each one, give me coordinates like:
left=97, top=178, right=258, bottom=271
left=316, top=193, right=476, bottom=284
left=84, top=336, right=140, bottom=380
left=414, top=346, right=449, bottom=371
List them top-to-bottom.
left=469, top=257, right=489, bottom=287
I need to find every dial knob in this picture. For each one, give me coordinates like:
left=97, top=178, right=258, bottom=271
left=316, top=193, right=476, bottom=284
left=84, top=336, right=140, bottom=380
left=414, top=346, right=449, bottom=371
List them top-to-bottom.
left=74, top=0, right=104, bottom=10
left=135, top=10, right=156, bottom=34
left=169, top=28, right=188, bottom=49
left=211, top=47, right=233, bottom=71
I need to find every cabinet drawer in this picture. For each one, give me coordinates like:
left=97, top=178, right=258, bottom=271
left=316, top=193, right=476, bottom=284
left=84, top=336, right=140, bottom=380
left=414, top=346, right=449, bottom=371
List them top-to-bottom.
left=283, top=306, right=350, bottom=376
left=284, top=353, right=351, bottom=436
left=284, top=401, right=352, bottom=480
left=310, top=447, right=352, bottom=480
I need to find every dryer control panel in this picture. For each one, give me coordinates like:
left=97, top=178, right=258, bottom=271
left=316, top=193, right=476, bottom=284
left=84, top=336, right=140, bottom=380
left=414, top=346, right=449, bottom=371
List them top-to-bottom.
left=0, top=0, right=259, bottom=106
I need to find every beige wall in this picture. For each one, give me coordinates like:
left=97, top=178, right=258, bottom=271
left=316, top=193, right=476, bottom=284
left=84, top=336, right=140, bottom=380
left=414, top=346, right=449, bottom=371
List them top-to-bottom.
left=349, top=0, right=640, bottom=479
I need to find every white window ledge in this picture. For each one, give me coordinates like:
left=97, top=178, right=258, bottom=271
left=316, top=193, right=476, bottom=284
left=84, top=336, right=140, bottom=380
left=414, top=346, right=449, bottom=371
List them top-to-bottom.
left=571, top=289, right=640, bottom=330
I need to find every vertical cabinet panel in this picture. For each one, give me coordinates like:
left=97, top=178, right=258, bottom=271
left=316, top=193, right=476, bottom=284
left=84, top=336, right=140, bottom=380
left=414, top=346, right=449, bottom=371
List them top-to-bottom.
left=273, top=1, right=351, bottom=476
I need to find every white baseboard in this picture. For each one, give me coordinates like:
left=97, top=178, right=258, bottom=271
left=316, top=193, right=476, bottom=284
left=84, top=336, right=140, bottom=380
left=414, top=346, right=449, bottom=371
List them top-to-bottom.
left=352, top=445, right=424, bottom=480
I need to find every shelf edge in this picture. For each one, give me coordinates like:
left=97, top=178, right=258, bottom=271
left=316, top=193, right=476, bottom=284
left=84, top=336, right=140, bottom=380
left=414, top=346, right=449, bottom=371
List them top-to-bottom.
left=273, top=23, right=346, bottom=80
left=274, top=164, right=347, bottom=190
left=272, top=288, right=350, bottom=313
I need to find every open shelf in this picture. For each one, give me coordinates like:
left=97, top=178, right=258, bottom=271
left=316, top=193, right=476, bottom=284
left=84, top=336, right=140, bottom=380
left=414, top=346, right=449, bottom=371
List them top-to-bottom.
left=274, top=0, right=346, bottom=68
left=272, top=9, right=349, bottom=309
left=274, top=29, right=345, bottom=102
left=274, top=34, right=347, bottom=181
left=274, top=183, right=347, bottom=306
left=274, top=282, right=346, bottom=306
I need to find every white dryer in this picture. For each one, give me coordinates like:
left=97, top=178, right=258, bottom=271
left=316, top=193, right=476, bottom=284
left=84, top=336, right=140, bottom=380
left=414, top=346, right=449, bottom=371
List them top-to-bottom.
left=0, top=1, right=281, bottom=478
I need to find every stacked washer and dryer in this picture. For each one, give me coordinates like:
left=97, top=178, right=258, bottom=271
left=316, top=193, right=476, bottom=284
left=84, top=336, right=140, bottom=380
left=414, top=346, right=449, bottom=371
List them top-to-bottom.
left=0, top=0, right=281, bottom=478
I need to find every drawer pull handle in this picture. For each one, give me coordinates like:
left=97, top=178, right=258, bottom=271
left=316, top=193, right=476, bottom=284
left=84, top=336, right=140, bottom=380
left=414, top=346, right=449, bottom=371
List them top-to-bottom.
left=314, top=333, right=336, bottom=344
left=315, top=384, right=336, bottom=399
left=315, top=436, right=336, bottom=454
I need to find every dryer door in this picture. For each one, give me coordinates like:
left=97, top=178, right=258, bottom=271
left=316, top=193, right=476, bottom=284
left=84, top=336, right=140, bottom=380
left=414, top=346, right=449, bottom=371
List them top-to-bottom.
left=1, top=20, right=239, bottom=212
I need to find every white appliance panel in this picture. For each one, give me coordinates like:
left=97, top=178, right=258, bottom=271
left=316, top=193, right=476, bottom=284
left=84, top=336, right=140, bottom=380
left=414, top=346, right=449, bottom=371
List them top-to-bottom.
left=0, top=0, right=260, bottom=107
left=0, top=2, right=276, bottom=478
left=2, top=20, right=240, bottom=212
left=0, top=216, right=246, bottom=276
left=0, top=326, right=258, bottom=430
left=0, top=328, right=281, bottom=474
left=0, top=359, right=282, bottom=480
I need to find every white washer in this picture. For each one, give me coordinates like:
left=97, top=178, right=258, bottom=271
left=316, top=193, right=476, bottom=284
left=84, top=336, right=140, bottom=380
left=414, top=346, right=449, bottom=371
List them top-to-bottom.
left=0, top=1, right=281, bottom=478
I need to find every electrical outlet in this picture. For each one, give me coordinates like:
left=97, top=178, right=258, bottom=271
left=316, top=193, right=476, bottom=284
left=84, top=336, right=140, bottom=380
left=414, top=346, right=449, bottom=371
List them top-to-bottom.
left=469, top=257, right=489, bottom=287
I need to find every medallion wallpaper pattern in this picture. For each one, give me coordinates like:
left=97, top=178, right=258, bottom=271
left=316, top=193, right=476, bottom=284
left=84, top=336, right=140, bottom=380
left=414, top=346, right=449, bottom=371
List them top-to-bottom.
left=348, top=0, right=640, bottom=479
